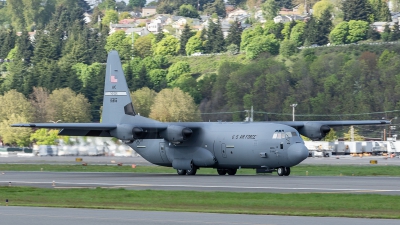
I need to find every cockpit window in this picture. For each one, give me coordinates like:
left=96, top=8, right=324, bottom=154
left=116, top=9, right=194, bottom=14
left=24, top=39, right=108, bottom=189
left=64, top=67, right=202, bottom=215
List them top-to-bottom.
left=272, top=130, right=299, bottom=139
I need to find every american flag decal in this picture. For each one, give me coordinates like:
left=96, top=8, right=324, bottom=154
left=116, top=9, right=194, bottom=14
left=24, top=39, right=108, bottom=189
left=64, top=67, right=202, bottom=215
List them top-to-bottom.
left=111, top=75, right=118, bottom=83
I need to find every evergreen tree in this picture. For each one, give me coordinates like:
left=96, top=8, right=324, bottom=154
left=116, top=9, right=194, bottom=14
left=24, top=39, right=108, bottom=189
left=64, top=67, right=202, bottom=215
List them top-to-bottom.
left=129, top=0, right=146, bottom=8
left=262, top=0, right=280, bottom=21
left=342, top=0, right=372, bottom=22
left=380, top=1, right=392, bottom=22
left=89, top=7, right=103, bottom=28
left=317, top=9, right=333, bottom=45
left=304, top=16, right=319, bottom=45
left=204, top=19, right=215, bottom=53
left=205, top=19, right=225, bottom=53
left=213, top=19, right=226, bottom=53
left=225, top=20, right=243, bottom=48
left=390, top=22, right=400, bottom=41
left=382, top=23, right=391, bottom=41
left=179, top=24, right=194, bottom=55
left=0, top=25, right=16, bottom=59
left=88, top=25, right=109, bottom=64
left=367, top=26, right=381, bottom=40
left=200, top=28, right=207, bottom=41
left=15, top=30, right=33, bottom=63
left=31, top=30, right=59, bottom=65
left=155, top=32, right=165, bottom=43
left=131, top=65, right=149, bottom=91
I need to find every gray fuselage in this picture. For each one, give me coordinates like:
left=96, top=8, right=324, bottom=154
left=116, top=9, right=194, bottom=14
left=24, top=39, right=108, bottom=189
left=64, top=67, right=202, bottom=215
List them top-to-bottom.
left=129, top=122, right=309, bottom=170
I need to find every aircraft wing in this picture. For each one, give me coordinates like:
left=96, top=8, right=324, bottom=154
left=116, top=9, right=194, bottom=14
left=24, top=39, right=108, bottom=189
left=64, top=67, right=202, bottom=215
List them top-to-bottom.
left=269, top=120, right=390, bottom=140
left=275, top=120, right=390, bottom=128
left=11, top=123, right=117, bottom=137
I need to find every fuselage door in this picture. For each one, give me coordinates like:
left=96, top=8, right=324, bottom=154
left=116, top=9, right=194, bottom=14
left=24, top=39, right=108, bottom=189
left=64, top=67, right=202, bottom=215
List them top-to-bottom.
left=159, top=142, right=168, bottom=162
left=221, top=143, right=227, bottom=158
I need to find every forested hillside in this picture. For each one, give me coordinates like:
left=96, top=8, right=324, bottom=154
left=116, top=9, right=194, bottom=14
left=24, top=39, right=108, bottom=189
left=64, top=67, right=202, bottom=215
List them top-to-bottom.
left=1, top=0, right=400, bottom=145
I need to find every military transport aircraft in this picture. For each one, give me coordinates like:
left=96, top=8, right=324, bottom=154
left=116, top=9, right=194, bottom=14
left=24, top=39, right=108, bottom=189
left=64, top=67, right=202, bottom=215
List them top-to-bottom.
left=12, top=51, right=390, bottom=176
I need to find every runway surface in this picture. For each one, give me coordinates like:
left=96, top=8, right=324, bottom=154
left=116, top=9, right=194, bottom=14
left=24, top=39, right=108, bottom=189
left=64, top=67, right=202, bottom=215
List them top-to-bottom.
left=1, top=155, right=400, bottom=165
left=1, top=171, right=400, bottom=195
left=0, top=206, right=398, bottom=225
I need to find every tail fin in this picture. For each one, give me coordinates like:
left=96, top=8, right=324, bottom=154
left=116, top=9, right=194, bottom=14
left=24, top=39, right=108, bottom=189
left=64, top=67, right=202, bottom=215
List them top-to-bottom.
left=101, top=50, right=136, bottom=124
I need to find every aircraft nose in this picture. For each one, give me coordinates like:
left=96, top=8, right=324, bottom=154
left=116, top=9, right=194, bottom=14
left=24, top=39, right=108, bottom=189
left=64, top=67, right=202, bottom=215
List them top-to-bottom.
left=287, top=143, right=309, bottom=165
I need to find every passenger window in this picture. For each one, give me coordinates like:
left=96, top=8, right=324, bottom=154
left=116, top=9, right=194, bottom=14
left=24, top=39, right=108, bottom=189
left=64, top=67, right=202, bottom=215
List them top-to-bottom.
left=272, top=133, right=277, bottom=139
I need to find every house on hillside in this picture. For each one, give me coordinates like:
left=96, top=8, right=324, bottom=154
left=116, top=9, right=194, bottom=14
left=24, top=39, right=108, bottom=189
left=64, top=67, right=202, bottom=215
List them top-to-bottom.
left=142, top=6, right=157, bottom=17
left=227, top=8, right=249, bottom=20
left=255, top=10, right=266, bottom=23
left=83, top=12, right=92, bottom=23
left=391, top=12, right=400, bottom=23
left=154, top=15, right=169, bottom=24
left=200, top=15, right=211, bottom=22
left=273, top=15, right=305, bottom=23
left=165, top=16, right=184, bottom=25
left=119, top=19, right=136, bottom=24
left=147, top=21, right=162, bottom=33
left=371, top=22, right=396, bottom=32
left=110, top=23, right=138, bottom=34
left=125, top=27, right=150, bottom=37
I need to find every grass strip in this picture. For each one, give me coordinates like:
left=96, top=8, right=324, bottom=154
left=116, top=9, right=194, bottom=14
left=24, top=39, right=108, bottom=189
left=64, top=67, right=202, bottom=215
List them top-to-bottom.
left=0, top=164, right=400, bottom=176
left=0, top=186, right=399, bottom=219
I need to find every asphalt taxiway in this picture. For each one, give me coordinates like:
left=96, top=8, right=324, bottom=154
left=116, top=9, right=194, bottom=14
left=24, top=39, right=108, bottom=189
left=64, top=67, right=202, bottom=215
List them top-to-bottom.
left=1, top=155, right=400, bottom=165
left=1, top=171, right=399, bottom=195
left=1, top=206, right=399, bottom=225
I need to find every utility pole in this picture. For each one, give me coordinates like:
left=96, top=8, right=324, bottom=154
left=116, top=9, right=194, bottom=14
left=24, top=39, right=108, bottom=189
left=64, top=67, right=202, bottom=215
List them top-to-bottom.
left=132, top=31, right=135, bottom=60
left=290, top=104, right=297, bottom=121
left=251, top=106, right=253, bottom=122
left=350, top=126, right=354, bottom=142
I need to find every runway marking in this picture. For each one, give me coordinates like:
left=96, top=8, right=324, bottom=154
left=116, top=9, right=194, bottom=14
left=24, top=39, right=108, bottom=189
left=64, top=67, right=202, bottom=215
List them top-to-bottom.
left=2, top=181, right=400, bottom=193
left=0, top=211, right=274, bottom=225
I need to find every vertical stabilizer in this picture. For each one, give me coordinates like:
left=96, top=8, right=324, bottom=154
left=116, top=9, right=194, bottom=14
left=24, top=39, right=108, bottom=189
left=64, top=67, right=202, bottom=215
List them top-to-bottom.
left=102, top=50, right=135, bottom=124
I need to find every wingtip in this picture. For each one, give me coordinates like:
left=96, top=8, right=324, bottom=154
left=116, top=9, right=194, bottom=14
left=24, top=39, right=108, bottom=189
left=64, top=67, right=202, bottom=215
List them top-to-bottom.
left=10, top=124, right=36, bottom=127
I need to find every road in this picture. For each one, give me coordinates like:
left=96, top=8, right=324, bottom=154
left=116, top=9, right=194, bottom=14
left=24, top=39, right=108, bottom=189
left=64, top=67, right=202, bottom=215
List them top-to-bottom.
left=0, top=206, right=399, bottom=225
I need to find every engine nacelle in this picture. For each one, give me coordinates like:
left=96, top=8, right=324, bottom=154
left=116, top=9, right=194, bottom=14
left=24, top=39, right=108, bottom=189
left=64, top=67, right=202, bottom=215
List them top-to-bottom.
left=298, top=122, right=331, bottom=141
left=110, top=124, right=145, bottom=141
left=161, top=125, right=192, bottom=144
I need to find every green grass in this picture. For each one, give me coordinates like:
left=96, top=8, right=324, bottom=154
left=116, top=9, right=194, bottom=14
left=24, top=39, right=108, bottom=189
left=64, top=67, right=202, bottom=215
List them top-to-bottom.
left=0, top=164, right=399, bottom=176
left=1, top=187, right=399, bottom=218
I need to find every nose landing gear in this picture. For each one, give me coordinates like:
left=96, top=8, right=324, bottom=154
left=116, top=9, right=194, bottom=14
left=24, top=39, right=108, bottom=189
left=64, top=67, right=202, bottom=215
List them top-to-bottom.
left=277, top=167, right=291, bottom=176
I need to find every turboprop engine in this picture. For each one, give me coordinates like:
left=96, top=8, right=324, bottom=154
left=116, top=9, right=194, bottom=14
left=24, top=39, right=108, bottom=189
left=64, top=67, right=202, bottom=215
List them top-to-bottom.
left=298, top=122, right=331, bottom=141
left=110, top=124, right=145, bottom=142
left=161, top=125, right=193, bottom=144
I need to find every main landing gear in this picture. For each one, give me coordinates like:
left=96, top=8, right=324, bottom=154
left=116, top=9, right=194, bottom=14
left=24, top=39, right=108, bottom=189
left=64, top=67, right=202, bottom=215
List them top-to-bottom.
left=277, top=167, right=291, bottom=176
left=176, top=168, right=197, bottom=175
left=217, top=169, right=237, bottom=175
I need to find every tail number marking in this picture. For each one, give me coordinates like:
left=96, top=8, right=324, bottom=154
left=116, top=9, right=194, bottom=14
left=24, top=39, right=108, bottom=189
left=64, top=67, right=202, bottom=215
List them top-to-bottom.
left=105, top=91, right=127, bottom=96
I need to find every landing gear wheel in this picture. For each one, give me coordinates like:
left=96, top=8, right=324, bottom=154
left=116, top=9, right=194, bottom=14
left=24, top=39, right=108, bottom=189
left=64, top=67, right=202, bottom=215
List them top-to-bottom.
left=277, top=167, right=285, bottom=176
left=284, top=167, right=291, bottom=176
left=187, top=168, right=197, bottom=175
left=177, top=169, right=187, bottom=175
left=217, top=169, right=227, bottom=175
left=227, top=169, right=237, bottom=175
